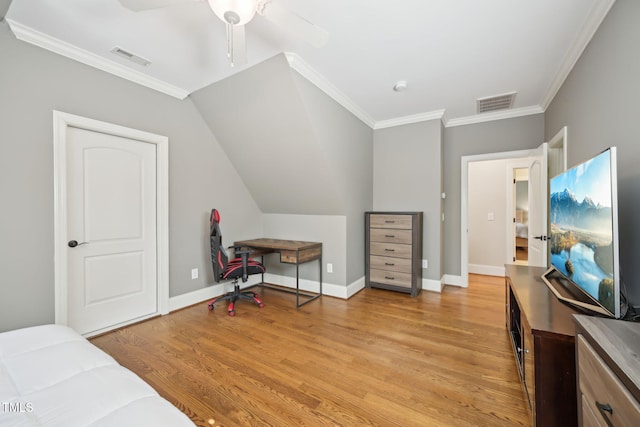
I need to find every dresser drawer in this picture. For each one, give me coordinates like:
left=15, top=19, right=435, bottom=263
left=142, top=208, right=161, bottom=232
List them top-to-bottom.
left=369, top=214, right=413, bottom=229
left=369, top=228, right=413, bottom=244
left=369, top=242, right=412, bottom=258
left=369, top=255, right=411, bottom=273
left=370, top=268, right=412, bottom=288
left=578, top=334, right=640, bottom=426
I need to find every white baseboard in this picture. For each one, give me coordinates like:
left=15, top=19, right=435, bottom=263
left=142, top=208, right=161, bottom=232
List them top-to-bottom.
left=468, top=264, right=506, bottom=277
left=167, top=274, right=357, bottom=313
left=442, top=274, right=464, bottom=287
left=168, top=276, right=262, bottom=312
left=346, top=276, right=366, bottom=298
left=423, top=278, right=444, bottom=293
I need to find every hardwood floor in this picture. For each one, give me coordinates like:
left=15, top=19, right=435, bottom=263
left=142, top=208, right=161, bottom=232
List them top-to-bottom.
left=91, top=275, right=530, bottom=426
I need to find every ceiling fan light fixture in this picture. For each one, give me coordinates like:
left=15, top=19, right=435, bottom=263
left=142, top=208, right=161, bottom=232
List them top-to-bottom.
left=208, top=0, right=257, bottom=26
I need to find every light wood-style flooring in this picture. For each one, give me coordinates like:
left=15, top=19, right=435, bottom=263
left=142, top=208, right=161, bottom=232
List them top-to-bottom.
left=91, top=274, right=529, bottom=426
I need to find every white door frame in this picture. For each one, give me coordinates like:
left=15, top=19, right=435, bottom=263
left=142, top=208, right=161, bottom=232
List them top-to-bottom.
left=53, top=111, right=169, bottom=327
left=461, top=149, right=531, bottom=287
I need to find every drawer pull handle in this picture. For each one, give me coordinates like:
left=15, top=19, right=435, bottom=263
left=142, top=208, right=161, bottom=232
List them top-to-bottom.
left=385, top=220, right=395, bottom=223
left=385, top=235, right=395, bottom=238
left=385, top=249, right=395, bottom=252
left=385, top=263, right=395, bottom=266
left=385, top=276, right=395, bottom=280
left=596, top=402, right=614, bottom=427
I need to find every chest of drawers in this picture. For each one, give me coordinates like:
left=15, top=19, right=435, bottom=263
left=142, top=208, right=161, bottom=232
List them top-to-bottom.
left=365, top=212, right=422, bottom=297
left=574, top=315, right=640, bottom=427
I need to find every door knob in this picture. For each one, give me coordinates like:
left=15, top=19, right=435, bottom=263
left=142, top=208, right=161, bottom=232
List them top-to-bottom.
left=68, top=240, right=88, bottom=248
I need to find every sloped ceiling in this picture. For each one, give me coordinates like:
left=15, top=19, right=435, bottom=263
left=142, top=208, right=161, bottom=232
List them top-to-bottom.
left=191, top=53, right=344, bottom=215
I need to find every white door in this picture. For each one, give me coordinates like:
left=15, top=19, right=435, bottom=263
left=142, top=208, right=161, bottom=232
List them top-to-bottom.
left=66, top=127, right=158, bottom=336
left=527, top=143, right=548, bottom=267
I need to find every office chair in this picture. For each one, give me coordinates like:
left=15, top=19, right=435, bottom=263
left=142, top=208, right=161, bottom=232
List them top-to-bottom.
left=207, top=209, right=265, bottom=316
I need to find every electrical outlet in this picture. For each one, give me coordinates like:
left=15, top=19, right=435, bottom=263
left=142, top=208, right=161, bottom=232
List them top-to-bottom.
left=488, top=212, right=495, bottom=221
left=422, top=259, right=428, bottom=269
left=327, top=263, right=333, bottom=273
left=191, top=268, right=198, bottom=280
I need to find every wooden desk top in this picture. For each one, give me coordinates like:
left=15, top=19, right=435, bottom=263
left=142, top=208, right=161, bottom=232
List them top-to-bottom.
left=234, top=238, right=322, bottom=264
left=235, top=238, right=321, bottom=251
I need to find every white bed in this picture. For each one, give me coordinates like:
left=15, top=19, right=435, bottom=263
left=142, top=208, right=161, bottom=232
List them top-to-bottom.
left=0, top=324, right=194, bottom=427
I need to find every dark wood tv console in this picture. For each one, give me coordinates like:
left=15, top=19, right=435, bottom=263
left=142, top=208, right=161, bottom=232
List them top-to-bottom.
left=505, top=264, right=582, bottom=427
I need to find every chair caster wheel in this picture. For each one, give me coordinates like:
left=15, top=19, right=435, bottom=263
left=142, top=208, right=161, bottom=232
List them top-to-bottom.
left=259, top=303, right=265, bottom=308
left=208, top=304, right=214, bottom=311
left=228, top=310, right=235, bottom=317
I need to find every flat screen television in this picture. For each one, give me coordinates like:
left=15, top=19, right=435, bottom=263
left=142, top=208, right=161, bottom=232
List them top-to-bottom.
left=542, top=147, right=621, bottom=318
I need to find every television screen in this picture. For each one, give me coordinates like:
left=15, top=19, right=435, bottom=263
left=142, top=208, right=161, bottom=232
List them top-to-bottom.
left=547, top=147, right=620, bottom=318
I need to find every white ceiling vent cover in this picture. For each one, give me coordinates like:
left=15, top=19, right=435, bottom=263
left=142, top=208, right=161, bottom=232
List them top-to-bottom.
left=111, top=47, right=151, bottom=66
left=477, top=92, right=516, bottom=113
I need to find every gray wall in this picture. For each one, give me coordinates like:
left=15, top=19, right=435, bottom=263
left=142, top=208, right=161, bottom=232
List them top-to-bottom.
left=545, top=0, right=640, bottom=307
left=0, top=32, right=262, bottom=332
left=191, top=53, right=373, bottom=287
left=290, top=71, right=373, bottom=285
left=443, top=114, right=545, bottom=276
left=373, top=120, right=443, bottom=281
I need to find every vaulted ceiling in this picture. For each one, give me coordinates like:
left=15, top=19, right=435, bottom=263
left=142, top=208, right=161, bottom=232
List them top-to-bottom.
left=4, top=0, right=615, bottom=128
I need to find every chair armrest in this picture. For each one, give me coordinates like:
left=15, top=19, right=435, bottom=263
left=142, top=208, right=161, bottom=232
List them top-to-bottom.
left=228, top=245, right=253, bottom=282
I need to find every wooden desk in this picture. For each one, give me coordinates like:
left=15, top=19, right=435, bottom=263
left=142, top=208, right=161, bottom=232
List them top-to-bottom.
left=234, top=238, right=322, bottom=307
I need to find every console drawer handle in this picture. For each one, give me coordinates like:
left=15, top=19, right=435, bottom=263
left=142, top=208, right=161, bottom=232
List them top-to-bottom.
left=385, top=234, right=395, bottom=238
left=385, top=248, right=395, bottom=252
left=385, top=262, right=395, bottom=266
left=385, top=276, right=395, bottom=280
left=596, top=402, right=614, bottom=427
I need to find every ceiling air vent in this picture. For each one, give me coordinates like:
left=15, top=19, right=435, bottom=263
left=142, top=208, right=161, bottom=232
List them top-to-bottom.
left=111, top=47, right=151, bottom=67
left=477, top=92, right=516, bottom=113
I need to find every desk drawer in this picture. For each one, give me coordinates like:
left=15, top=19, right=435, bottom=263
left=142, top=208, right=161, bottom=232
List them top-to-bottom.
left=369, top=214, right=412, bottom=229
left=369, top=228, right=412, bottom=244
left=370, top=242, right=412, bottom=259
left=370, top=255, right=411, bottom=273
left=370, top=268, right=412, bottom=288
left=578, top=334, right=640, bottom=426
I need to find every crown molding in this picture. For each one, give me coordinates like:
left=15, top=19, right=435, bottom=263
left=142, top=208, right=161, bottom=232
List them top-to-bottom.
left=539, top=0, right=616, bottom=110
left=7, top=19, right=190, bottom=100
left=284, top=52, right=376, bottom=128
left=445, top=105, right=544, bottom=128
left=374, top=109, right=446, bottom=130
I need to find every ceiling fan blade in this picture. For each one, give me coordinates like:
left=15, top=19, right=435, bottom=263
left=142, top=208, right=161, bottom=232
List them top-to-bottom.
left=117, top=0, right=193, bottom=12
left=259, top=1, right=328, bottom=48
left=227, top=24, right=247, bottom=67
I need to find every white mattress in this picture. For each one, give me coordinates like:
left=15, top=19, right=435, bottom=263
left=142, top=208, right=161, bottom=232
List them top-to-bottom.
left=0, top=324, right=194, bottom=427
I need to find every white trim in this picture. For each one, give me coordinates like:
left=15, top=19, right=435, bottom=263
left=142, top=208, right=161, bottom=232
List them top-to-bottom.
left=539, top=0, right=616, bottom=110
left=8, top=20, right=189, bottom=100
left=285, top=52, right=376, bottom=128
left=445, top=106, right=544, bottom=128
left=374, top=110, right=446, bottom=130
left=53, top=111, right=170, bottom=328
left=461, top=149, right=532, bottom=289
left=468, top=264, right=506, bottom=277
left=442, top=274, right=463, bottom=287
left=167, top=275, right=360, bottom=312
left=168, top=276, right=262, bottom=312
left=423, top=278, right=444, bottom=293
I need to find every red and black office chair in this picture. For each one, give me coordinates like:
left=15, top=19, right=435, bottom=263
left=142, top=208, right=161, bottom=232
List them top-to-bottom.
left=207, top=209, right=265, bottom=316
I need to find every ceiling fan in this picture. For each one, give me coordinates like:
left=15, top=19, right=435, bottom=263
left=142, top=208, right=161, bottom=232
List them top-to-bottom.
left=118, top=0, right=329, bottom=66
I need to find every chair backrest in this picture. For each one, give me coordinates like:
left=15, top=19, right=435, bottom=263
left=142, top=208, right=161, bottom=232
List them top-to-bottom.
left=210, top=209, right=228, bottom=282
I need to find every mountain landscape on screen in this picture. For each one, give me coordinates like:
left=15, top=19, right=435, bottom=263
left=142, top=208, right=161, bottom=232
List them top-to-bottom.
left=549, top=157, right=615, bottom=312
